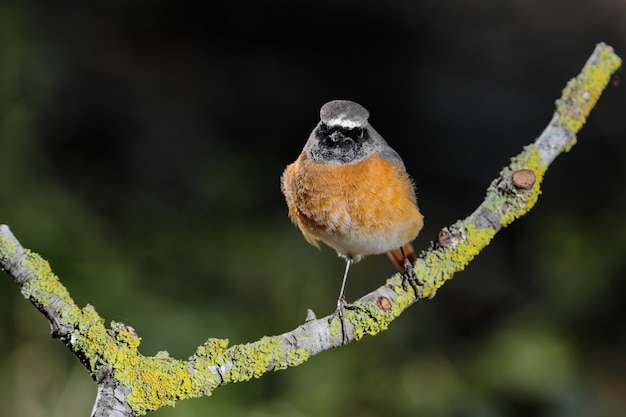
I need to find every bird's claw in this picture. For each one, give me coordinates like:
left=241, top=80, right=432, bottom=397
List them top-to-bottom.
left=402, top=258, right=433, bottom=299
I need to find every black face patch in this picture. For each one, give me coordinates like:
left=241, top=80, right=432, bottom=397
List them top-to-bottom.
left=303, top=121, right=378, bottom=165
left=306, top=123, right=371, bottom=163
left=317, top=123, right=368, bottom=144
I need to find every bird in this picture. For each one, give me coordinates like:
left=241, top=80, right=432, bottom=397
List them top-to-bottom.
left=280, top=100, right=424, bottom=315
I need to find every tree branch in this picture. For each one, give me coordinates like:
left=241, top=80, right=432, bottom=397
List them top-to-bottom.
left=0, top=43, right=621, bottom=416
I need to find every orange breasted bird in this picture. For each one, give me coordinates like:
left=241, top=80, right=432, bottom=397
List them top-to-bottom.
left=281, top=100, right=424, bottom=313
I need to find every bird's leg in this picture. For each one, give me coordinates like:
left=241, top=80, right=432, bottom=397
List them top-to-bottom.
left=400, top=246, right=428, bottom=299
left=334, top=258, right=354, bottom=344
left=336, top=258, right=352, bottom=312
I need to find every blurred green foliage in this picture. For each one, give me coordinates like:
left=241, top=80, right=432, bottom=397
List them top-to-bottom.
left=2, top=1, right=626, bottom=417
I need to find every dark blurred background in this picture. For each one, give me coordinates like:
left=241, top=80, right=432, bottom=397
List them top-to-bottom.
left=1, top=1, right=625, bottom=416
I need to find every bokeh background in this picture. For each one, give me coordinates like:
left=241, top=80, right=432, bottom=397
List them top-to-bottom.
left=1, top=1, right=626, bottom=416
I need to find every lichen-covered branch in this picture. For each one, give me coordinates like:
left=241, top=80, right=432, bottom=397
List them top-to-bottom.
left=0, top=43, right=621, bottom=416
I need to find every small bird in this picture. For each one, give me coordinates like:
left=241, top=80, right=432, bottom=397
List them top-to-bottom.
left=281, top=100, right=424, bottom=314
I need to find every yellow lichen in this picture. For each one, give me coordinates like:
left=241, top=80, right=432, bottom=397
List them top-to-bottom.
left=0, top=43, right=619, bottom=417
left=556, top=43, right=622, bottom=141
left=292, top=62, right=613, bottom=340
left=499, top=145, right=547, bottom=227
left=411, top=223, right=495, bottom=299
left=446, top=223, right=495, bottom=272
left=0, top=235, right=16, bottom=262
left=3, top=235, right=284, bottom=413
left=9, top=247, right=211, bottom=415
left=20, top=250, right=74, bottom=305
left=389, top=278, right=415, bottom=316
left=345, top=302, right=393, bottom=341
left=76, top=306, right=111, bottom=372
left=328, top=314, right=343, bottom=337
left=102, top=329, right=224, bottom=414
left=222, top=336, right=309, bottom=383
left=194, top=338, right=230, bottom=364
left=283, top=347, right=310, bottom=369
left=122, top=355, right=196, bottom=413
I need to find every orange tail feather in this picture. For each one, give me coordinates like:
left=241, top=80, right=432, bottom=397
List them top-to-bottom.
left=386, top=242, right=416, bottom=272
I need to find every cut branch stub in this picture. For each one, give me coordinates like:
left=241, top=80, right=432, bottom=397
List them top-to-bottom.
left=511, top=169, right=536, bottom=190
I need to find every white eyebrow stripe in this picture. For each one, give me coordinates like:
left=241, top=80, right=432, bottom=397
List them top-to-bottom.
left=325, top=118, right=365, bottom=128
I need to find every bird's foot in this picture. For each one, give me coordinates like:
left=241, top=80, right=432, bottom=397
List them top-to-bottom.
left=402, top=258, right=434, bottom=300
left=333, top=297, right=356, bottom=345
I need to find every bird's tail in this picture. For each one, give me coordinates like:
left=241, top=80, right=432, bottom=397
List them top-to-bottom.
left=386, top=242, right=416, bottom=272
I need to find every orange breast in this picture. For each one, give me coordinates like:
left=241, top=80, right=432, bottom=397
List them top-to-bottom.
left=281, top=153, right=423, bottom=259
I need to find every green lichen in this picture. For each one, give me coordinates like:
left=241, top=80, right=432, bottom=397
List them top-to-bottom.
left=482, top=189, right=507, bottom=213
